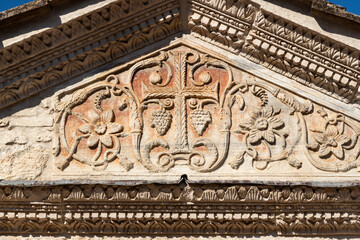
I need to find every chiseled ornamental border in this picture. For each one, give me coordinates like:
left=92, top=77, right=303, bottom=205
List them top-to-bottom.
left=0, top=0, right=181, bottom=109
left=0, top=0, right=360, bottom=111
left=188, top=0, right=360, bottom=107
left=244, top=10, right=360, bottom=105
left=0, top=183, right=360, bottom=236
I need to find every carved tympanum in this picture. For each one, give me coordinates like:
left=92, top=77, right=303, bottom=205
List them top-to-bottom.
left=54, top=46, right=360, bottom=173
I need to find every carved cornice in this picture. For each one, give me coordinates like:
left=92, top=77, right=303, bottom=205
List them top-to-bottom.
left=0, top=0, right=181, bottom=109
left=0, top=0, right=360, bottom=111
left=188, top=0, right=360, bottom=107
left=188, top=0, right=256, bottom=53
left=1, top=1, right=360, bottom=237
left=245, top=10, right=360, bottom=104
left=0, top=183, right=360, bottom=236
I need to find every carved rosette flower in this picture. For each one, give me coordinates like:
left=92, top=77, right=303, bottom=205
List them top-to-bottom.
left=238, top=106, right=284, bottom=144
left=78, top=110, right=123, bottom=148
left=313, top=125, right=350, bottom=159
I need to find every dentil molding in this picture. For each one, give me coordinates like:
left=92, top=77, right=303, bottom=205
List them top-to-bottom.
left=0, top=0, right=359, bottom=110
left=0, top=183, right=360, bottom=236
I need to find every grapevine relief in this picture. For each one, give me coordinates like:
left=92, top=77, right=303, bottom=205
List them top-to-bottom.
left=53, top=46, right=360, bottom=173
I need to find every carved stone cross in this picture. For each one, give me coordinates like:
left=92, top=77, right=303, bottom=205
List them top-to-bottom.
left=142, top=52, right=218, bottom=156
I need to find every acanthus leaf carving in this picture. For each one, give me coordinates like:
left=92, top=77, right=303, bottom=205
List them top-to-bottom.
left=2, top=184, right=360, bottom=236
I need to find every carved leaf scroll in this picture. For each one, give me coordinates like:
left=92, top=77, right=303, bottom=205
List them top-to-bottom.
left=54, top=75, right=133, bottom=171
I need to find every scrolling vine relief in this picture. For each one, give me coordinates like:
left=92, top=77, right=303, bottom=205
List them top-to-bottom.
left=53, top=46, right=360, bottom=174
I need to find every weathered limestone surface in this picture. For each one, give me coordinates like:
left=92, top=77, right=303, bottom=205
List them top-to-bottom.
left=0, top=0, right=119, bottom=47
left=1, top=0, right=360, bottom=237
left=1, top=38, right=360, bottom=186
left=46, top=40, right=360, bottom=186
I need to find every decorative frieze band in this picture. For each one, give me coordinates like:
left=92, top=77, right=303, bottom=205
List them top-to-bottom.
left=0, top=183, right=360, bottom=236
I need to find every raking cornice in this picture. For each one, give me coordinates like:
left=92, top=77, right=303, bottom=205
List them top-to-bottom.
left=0, top=0, right=360, bottom=110
left=0, top=0, right=181, bottom=109
left=188, top=0, right=360, bottom=106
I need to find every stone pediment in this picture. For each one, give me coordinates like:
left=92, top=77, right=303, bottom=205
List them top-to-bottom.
left=0, top=0, right=360, bottom=195
left=2, top=0, right=360, bottom=237
left=48, top=39, right=360, bottom=186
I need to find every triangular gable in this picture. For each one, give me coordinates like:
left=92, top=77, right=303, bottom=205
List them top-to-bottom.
left=0, top=0, right=359, bottom=183
left=1, top=0, right=360, bottom=237
left=48, top=39, right=360, bottom=186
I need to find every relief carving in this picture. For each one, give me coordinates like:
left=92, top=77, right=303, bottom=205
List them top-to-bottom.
left=0, top=0, right=181, bottom=110
left=1, top=0, right=360, bottom=113
left=3, top=0, right=360, bottom=236
left=188, top=0, right=360, bottom=108
left=189, top=0, right=256, bottom=52
left=243, top=10, right=360, bottom=104
left=54, top=46, right=360, bottom=174
left=55, top=48, right=233, bottom=172
left=54, top=76, right=133, bottom=171
left=228, top=79, right=312, bottom=170
left=305, top=108, right=360, bottom=172
left=1, top=183, right=360, bottom=236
